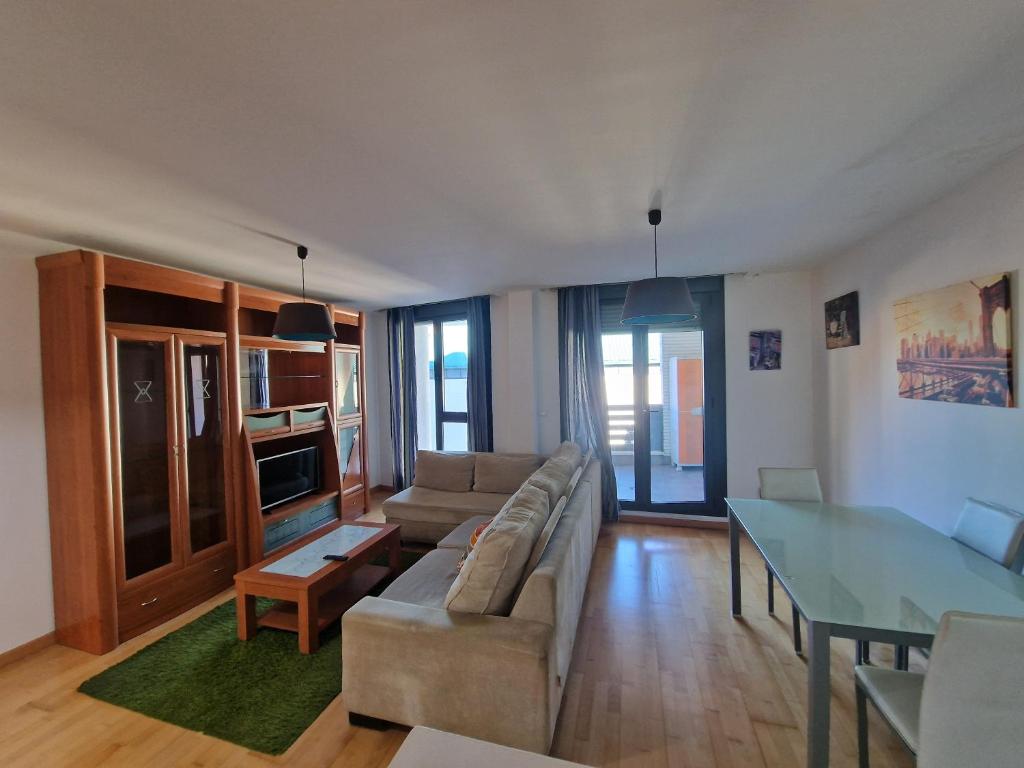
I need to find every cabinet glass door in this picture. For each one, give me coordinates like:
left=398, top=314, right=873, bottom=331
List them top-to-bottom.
left=113, top=336, right=177, bottom=581
left=180, top=340, right=229, bottom=556
left=335, top=348, right=360, bottom=418
left=338, top=423, right=363, bottom=494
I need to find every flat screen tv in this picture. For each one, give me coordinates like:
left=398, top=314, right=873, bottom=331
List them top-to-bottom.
left=257, top=446, right=320, bottom=512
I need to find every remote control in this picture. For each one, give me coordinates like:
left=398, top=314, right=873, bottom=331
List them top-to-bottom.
left=323, top=554, right=349, bottom=561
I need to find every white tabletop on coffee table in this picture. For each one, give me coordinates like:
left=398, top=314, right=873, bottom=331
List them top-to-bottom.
left=388, top=727, right=586, bottom=768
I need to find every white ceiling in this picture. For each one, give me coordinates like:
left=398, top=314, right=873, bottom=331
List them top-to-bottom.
left=2, top=1, right=1024, bottom=308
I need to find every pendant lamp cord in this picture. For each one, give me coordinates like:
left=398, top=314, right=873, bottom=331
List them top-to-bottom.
left=301, top=257, right=306, bottom=302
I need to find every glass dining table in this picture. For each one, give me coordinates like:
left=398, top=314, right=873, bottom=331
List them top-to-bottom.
left=726, top=498, right=1024, bottom=768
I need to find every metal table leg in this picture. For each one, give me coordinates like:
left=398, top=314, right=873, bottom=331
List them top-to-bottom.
left=729, top=510, right=742, bottom=616
left=807, top=620, right=832, bottom=768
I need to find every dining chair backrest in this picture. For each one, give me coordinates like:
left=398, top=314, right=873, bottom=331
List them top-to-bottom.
left=757, top=467, right=823, bottom=503
left=951, top=498, right=1024, bottom=572
left=917, top=611, right=1024, bottom=768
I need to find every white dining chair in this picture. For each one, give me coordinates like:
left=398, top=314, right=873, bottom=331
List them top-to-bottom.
left=757, top=467, right=823, bottom=655
left=891, top=498, right=1024, bottom=670
left=952, top=498, right=1024, bottom=572
left=855, top=611, right=1024, bottom=768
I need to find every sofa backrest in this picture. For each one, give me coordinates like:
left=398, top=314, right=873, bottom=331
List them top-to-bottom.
left=413, top=451, right=543, bottom=491
left=510, top=457, right=601, bottom=724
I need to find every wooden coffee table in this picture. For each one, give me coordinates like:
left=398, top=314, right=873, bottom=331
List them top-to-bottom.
left=234, top=520, right=400, bottom=654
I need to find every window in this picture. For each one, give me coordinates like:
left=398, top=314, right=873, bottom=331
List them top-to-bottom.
left=414, top=303, right=469, bottom=451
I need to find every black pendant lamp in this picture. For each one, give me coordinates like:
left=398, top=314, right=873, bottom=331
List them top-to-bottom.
left=621, top=209, right=698, bottom=325
left=272, top=245, right=336, bottom=341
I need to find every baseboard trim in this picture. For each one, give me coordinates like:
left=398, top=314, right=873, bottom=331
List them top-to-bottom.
left=370, top=484, right=395, bottom=494
left=619, top=511, right=728, bottom=530
left=0, top=631, right=56, bottom=670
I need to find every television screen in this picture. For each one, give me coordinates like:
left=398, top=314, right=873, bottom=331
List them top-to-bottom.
left=257, top=446, right=320, bottom=511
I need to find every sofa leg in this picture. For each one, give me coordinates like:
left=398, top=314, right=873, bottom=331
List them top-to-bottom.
left=349, top=712, right=392, bottom=731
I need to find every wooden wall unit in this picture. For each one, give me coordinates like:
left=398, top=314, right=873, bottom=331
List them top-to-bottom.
left=36, top=251, right=368, bottom=654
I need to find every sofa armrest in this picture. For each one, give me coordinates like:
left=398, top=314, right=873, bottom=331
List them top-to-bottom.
left=342, top=596, right=556, bottom=753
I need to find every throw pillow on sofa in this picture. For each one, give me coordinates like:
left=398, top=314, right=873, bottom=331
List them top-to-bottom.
left=413, top=450, right=476, bottom=492
left=473, top=453, right=542, bottom=494
left=526, top=456, right=576, bottom=508
left=445, top=484, right=549, bottom=615
left=455, top=517, right=495, bottom=572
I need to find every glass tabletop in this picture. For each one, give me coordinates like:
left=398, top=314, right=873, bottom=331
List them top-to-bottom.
left=726, top=498, right=1024, bottom=635
left=260, top=525, right=383, bottom=578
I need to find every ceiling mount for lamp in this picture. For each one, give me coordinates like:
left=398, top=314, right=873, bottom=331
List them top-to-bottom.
left=620, top=208, right=698, bottom=326
left=272, top=245, right=337, bottom=341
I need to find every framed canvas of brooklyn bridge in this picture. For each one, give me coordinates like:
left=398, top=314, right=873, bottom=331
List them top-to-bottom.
left=894, top=272, right=1013, bottom=407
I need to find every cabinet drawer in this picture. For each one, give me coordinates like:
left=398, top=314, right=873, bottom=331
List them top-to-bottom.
left=293, top=406, right=327, bottom=428
left=245, top=412, right=289, bottom=435
left=305, top=499, right=340, bottom=532
left=264, top=514, right=303, bottom=552
left=118, top=549, right=235, bottom=639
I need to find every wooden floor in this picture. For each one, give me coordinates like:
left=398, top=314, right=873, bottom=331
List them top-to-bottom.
left=0, top=511, right=917, bottom=767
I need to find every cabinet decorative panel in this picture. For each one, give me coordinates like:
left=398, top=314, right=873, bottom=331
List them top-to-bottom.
left=115, top=339, right=175, bottom=581
left=181, top=343, right=229, bottom=555
left=335, top=348, right=360, bottom=418
left=338, top=423, right=363, bottom=492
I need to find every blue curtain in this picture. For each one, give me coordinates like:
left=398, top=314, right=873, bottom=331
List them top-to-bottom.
left=558, top=286, right=620, bottom=522
left=466, top=295, right=493, bottom=452
left=387, top=307, right=417, bottom=490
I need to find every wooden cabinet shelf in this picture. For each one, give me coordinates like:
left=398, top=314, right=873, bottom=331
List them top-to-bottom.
left=239, top=335, right=325, bottom=353
left=244, top=402, right=330, bottom=440
left=261, top=490, right=340, bottom=527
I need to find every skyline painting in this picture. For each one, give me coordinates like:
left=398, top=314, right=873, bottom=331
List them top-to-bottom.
left=894, top=273, right=1013, bottom=407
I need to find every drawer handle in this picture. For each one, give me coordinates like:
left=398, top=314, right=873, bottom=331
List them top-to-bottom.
left=212, top=567, right=225, bottom=574
left=140, top=597, right=159, bottom=607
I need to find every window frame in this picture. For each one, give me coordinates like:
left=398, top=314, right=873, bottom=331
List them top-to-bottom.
left=413, top=300, right=469, bottom=452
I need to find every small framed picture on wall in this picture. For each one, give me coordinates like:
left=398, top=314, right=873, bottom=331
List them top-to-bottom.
left=825, top=291, right=860, bottom=349
left=749, top=329, right=782, bottom=370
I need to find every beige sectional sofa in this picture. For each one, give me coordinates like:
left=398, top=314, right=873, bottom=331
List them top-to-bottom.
left=343, top=444, right=602, bottom=754
left=383, top=450, right=545, bottom=544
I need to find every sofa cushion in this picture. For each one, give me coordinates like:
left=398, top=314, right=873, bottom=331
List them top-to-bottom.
left=550, top=441, right=584, bottom=469
left=414, top=450, right=475, bottom=492
left=472, top=453, right=542, bottom=494
left=526, top=457, right=575, bottom=509
left=444, top=484, right=549, bottom=615
left=383, top=486, right=510, bottom=525
left=523, top=496, right=568, bottom=581
left=437, top=514, right=495, bottom=550
left=379, top=548, right=464, bottom=609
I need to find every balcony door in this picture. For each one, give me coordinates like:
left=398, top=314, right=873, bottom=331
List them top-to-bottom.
left=600, top=278, right=726, bottom=516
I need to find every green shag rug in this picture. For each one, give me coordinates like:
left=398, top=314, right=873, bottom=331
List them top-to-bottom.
left=79, top=550, right=424, bottom=755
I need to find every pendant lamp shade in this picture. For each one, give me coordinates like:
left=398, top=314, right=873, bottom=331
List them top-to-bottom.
left=621, top=208, right=698, bottom=325
left=272, top=245, right=337, bottom=341
left=621, top=276, right=697, bottom=325
left=273, top=301, right=336, bottom=341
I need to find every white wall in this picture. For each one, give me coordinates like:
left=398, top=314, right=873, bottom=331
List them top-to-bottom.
left=814, top=147, right=1024, bottom=532
left=0, top=251, right=55, bottom=654
left=725, top=272, right=817, bottom=498
left=490, top=289, right=562, bottom=455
